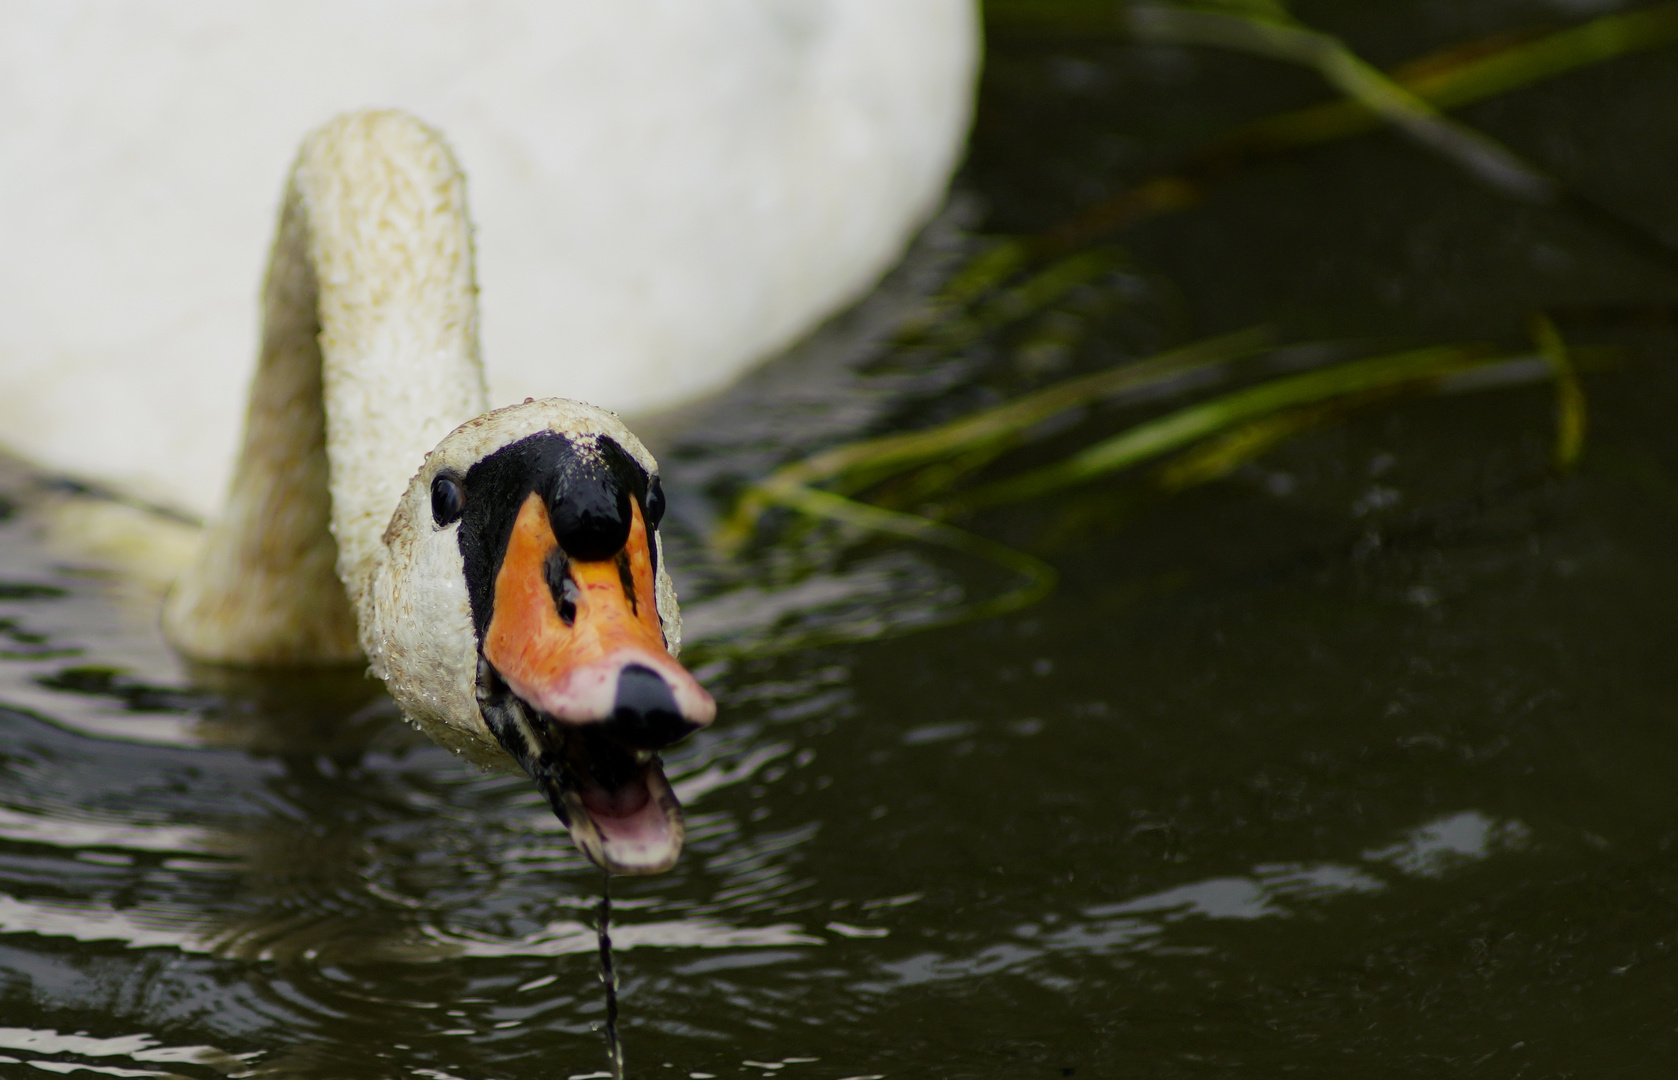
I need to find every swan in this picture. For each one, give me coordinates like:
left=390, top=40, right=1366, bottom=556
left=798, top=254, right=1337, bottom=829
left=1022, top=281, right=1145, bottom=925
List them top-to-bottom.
left=0, top=1, right=978, bottom=520
left=159, top=110, right=714, bottom=875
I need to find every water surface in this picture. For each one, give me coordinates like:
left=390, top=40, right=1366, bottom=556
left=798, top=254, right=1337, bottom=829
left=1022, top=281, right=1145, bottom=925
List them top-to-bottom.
left=5, top=2, right=1678, bottom=1076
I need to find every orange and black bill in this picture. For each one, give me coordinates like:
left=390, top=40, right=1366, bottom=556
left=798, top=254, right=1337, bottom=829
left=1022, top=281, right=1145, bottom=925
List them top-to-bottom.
left=448, top=431, right=714, bottom=875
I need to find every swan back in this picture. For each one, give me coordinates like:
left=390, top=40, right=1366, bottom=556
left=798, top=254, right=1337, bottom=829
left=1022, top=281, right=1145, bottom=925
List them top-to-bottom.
left=0, top=3, right=979, bottom=519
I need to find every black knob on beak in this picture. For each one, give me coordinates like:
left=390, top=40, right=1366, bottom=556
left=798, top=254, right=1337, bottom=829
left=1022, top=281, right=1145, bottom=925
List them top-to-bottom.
left=608, top=664, right=702, bottom=749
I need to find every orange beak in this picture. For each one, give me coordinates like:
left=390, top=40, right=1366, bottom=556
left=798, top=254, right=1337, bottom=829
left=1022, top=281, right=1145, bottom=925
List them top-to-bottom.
left=479, top=491, right=714, bottom=874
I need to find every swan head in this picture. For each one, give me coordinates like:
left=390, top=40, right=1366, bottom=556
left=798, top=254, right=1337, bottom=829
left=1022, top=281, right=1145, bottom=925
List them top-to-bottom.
left=370, top=398, right=714, bottom=876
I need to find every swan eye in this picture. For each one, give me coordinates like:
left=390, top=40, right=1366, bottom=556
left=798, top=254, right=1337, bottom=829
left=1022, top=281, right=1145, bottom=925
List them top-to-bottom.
left=431, top=474, right=465, bottom=527
left=644, top=477, right=666, bottom=529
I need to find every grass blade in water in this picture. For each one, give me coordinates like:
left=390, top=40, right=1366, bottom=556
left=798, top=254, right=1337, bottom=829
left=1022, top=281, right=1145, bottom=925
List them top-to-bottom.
left=997, top=3, right=1678, bottom=260
left=1126, top=3, right=1559, bottom=203
left=1532, top=313, right=1587, bottom=471
left=718, top=327, right=1273, bottom=547
left=949, top=344, right=1515, bottom=510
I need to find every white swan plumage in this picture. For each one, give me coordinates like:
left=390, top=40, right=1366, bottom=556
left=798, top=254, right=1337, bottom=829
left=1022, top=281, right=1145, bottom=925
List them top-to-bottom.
left=0, top=1, right=978, bottom=519
left=1, top=3, right=981, bottom=874
left=162, top=111, right=718, bottom=875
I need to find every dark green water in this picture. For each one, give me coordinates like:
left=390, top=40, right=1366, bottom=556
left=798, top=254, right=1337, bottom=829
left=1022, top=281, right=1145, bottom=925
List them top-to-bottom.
left=4, top=3, right=1678, bottom=1076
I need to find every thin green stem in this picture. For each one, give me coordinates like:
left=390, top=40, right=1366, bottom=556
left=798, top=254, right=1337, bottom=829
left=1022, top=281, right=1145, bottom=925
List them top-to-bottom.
left=1029, top=3, right=1678, bottom=261
left=1127, top=3, right=1559, bottom=203
left=1531, top=313, right=1587, bottom=470
left=717, top=327, right=1273, bottom=548
left=948, top=344, right=1511, bottom=510
left=699, top=485, right=1057, bottom=659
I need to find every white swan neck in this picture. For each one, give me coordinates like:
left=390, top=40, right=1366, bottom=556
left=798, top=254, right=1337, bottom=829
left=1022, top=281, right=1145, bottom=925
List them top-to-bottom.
left=163, top=111, right=488, bottom=664
left=302, top=113, right=489, bottom=607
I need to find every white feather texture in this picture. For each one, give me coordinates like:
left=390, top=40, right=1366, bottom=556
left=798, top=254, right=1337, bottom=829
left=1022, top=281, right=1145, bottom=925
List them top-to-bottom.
left=0, top=0, right=979, bottom=517
left=160, top=111, right=490, bottom=666
left=161, top=113, right=686, bottom=775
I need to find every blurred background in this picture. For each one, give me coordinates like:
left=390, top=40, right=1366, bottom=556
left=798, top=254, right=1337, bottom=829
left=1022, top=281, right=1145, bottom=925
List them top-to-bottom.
left=3, top=1, right=1678, bottom=1076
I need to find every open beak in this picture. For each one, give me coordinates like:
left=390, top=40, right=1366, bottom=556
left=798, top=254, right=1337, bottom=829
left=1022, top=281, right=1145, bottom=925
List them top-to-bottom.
left=478, top=492, right=715, bottom=875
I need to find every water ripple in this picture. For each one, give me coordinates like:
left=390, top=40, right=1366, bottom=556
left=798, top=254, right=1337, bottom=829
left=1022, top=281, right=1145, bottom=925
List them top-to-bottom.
left=0, top=1027, right=258, bottom=1079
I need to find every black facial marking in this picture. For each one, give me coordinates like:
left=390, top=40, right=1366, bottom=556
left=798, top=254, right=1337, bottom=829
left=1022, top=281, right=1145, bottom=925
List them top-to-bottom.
left=456, top=431, right=653, bottom=641
left=547, top=436, right=651, bottom=562
left=431, top=472, right=465, bottom=527
left=549, top=474, right=629, bottom=561
left=645, top=476, right=665, bottom=528
left=645, top=477, right=664, bottom=585
left=615, top=550, right=637, bottom=616
left=475, top=655, right=528, bottom=766
left=475, top=656, right=570, bottom=826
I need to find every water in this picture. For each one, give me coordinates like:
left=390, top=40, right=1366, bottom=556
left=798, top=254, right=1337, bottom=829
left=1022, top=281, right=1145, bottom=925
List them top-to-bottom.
left=5, top=2, right=1678, bottom=1076
left=598, top=877, right=623, bottom=1080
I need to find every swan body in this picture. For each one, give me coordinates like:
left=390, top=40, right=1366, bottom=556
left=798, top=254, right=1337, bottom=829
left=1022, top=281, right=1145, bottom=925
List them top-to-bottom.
left=0, top=1, right=978, bottom=518
left=163, top=111, right=714, bottom=875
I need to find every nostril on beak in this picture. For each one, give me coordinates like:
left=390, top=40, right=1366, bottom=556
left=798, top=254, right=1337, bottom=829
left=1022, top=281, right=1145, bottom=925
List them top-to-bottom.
left=609, top=663, right=700, bottom=749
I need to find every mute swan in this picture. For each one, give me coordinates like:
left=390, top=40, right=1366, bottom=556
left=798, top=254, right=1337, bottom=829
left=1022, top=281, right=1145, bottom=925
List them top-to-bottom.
left=0, top=1, right=978, bottom=519
left=161, top=110, right=713, bottom=875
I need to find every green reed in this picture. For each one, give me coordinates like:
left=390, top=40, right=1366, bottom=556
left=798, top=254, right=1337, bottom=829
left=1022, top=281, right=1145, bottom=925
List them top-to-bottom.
left=709, top=0, right=1655, bottom=650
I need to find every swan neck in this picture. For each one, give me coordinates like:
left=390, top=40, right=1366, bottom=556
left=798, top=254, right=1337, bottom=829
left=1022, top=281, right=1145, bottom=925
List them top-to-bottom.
left=163, top=111, right=488, bottom=664
left=299, top=113, right=489, bottom=605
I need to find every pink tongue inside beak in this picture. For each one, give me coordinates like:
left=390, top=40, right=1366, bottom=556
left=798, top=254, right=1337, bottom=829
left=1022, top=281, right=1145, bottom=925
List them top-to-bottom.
left=566, top=759, right=684, bottom=874
left=581, top=775, right=652, bottom=820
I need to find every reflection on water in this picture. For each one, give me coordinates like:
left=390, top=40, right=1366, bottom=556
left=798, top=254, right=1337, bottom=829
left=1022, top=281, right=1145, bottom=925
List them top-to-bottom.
left=7, top=1, right=1678, bottom=1075
left=852, top=810, right=1522, bottom=993
left=0, top=1025, right=260, bottom=1078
